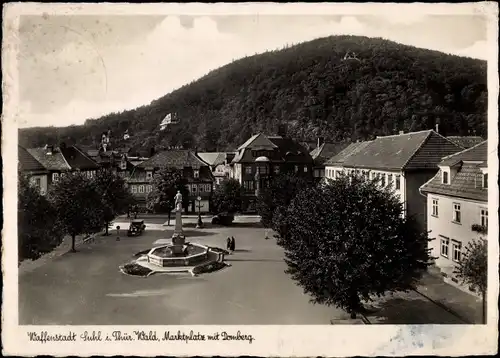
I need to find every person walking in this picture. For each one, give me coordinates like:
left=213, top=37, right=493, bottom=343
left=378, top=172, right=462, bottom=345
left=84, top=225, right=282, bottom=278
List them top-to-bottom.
left=116, top=225, right=121, bottom=241
left=230, top=236, right=236, bottom=252
left=226, top=237, right=232, bottom=252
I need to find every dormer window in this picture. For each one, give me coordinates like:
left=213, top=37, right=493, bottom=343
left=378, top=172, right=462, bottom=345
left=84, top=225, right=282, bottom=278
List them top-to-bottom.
left=120, top=160, right=127, bottom=170
left=194, top=169, right=199, bottom=179
left=442, top=170, right=449, bottom=184
left=146, top=171, right=153, bottom=180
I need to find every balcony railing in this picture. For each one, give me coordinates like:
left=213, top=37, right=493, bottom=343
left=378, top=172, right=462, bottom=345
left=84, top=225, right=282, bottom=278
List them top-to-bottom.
left=471, top=224, right=488, bottom=235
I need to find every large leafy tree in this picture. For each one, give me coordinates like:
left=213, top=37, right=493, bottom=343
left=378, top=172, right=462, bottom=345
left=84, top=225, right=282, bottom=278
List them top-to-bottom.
left=146, top=167, right=189, bottom=225
left=93, top=169, right=135, bottom=235
left=48, top=172, right=105, bottom=252
left=256, top=173, right=312, bottom=232
left=278, top=174, right=432, bottom=318
left=18, top=175, right=64, bottom=262
left=211, top=178, right=243, bottom=214
left=454, top=238, right=488, bottom=324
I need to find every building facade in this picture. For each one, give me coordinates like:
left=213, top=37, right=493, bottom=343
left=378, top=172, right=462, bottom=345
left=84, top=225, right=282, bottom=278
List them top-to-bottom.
left=324, top=130, right=463, bottom=232
left=229, top=133, right=314, bottom=212
left=310, top=140, right=349, bottom=180
left=420, top=141, right=488, bottom=294
left=197, top=152, right=236, bottom=188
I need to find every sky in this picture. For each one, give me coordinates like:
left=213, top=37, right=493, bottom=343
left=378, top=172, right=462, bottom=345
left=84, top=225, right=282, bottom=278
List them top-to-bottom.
left=17, top=12, right=489, bottom=128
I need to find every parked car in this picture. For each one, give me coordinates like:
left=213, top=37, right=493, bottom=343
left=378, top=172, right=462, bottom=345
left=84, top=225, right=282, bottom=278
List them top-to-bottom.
left=211, top=212, right=235, bottom=226
left=127, top=220, right=146, bottom=236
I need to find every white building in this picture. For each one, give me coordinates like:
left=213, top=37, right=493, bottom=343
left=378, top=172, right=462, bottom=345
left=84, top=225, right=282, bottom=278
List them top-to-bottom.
left=420, top=141, right=488, bottom=294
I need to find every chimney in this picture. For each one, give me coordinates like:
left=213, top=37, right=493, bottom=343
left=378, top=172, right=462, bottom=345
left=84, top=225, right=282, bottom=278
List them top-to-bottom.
left=435, top=124, right=439, bottom=133
left=317, top=137, right=324, bottom=148
left=46, top=145, right=54, bottom=155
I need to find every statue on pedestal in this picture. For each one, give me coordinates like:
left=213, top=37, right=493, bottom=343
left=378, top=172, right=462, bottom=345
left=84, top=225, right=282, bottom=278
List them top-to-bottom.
left=174, top=190, right=183, bottom=212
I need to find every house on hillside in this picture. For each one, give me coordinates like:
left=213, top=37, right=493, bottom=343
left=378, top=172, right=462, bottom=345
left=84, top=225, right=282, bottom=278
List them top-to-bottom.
left=159, top=113, right=179, bottom=130
left=324, top=130, right=463, bottom=232
left=230, top=133, right=313, bottom=212
left=446, top=136, right=485, bottom=150
left=310, top=140, right=350, bottom=179
left=420, top=141, right=488, bottom=294
left=21, top=144, right=100, bottom=193
left=18, top=145, right=50, bottom=195
left=133, top=150, right=215, bottom=213
left=197, top=152, right=236, bottom=188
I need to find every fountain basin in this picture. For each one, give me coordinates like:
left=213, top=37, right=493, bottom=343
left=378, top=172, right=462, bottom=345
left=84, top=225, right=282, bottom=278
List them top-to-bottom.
left=146, top=242, right=218, bottom=268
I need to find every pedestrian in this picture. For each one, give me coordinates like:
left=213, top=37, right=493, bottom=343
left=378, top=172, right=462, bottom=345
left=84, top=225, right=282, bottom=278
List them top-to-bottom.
left=127, top=207, right=130, bottom=218
left=116, top=225, right=121, bottom=241
left=231, top=236, right=236, bottom=252
left=226, top=237, right=231, bottom=252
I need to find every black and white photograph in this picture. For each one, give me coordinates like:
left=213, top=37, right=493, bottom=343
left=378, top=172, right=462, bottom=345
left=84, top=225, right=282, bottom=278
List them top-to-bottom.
left=2, top=2, right=498, bottom=356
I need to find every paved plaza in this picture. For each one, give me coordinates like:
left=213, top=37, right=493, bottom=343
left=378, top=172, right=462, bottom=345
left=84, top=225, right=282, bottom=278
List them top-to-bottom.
left=19, top=216, right=473, bottom=325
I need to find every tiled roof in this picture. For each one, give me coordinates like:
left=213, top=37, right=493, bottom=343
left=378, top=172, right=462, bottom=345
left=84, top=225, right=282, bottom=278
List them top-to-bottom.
left=342, top=130, right=462, bottom=171
left=237, top=133, right=278, bottom=151
left=267, top=136, right=313, bottom=164
left=446, top=136, right=485, bottom=149
left=324, top=141, right=372, bottom=166
left=440, top=141, right=488, bottom=166
left=310, top=142, right=350, bottom=166
left=18, top=146, right=47, bottom=172
left=60, top=146, right=100, bottom=170
left=27, top=147, right=71, bottom=171
left=137, top=150, right=208, bottom=169
left=197, top=152, right=227, bottom=167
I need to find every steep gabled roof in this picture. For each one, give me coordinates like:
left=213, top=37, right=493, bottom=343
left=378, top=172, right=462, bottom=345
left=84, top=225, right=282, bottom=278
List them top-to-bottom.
left=342, top=130, right=462, bottom=171
left=237, top=133, right=278, bottom=151
left=267, top=136, right=313, bottom=164
left=446, top=136, right=485, bottom=149
left=324, top=141, right=372, bottom=166
left=420, top=141, right=488, bottom=202
left=310, top=142, right=350, bottom=166
left=18, top=146, right=47, bottom=172
left=60, top=146, right=100, bottom=170
left=27, top=147, right=71, bottom=171
left=137, top=150, right=208, bottom=169
left=197, top=152, right=227, bottom=167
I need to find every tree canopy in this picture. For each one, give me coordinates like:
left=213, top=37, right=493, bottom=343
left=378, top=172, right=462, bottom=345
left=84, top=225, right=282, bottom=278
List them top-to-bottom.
left=19, top=36, right=487, bottom=154
left=146, top=167, right=189, bottom=215
left=48, top=172, right=105, bottom=251
left=277, top=174, right=432, bottom=317
left=18, top=175, right=64, bottom=262
left=211, top=178, right=243, bottom=214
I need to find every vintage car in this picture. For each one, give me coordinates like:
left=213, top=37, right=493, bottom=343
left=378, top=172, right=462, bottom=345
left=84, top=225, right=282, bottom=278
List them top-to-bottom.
left=211, top=212, right=235, bottom=226
left=127, top=220, right=146, bottom=237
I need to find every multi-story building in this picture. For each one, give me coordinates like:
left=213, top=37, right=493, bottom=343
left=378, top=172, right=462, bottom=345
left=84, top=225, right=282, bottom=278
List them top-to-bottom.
left=324, top=130, right=463, bottom=232
left=230, top=133, right=313, bottom=212
left=310, top=140, right=349, bottom=180
left=324, top=141, right=372, bottom=180
left=420, top=141, right=488, bottom=293
left=19, top=144, right=100, bottom=194
left=134, top=149, right=215, bottom=213
left=197, top=152, right=236, bottom=188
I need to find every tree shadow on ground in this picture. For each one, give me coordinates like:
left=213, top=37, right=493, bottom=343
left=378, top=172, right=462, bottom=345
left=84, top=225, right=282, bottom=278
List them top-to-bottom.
left=230, top=222, right=264, bottom=228
left=232, top=249, right=252, bottom=253
left=224, top=258, right=283, bottom=262
left=364, top=297, right=466, bottom=324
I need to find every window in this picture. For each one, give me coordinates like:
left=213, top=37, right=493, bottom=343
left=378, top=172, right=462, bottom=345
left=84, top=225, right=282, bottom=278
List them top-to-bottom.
left=260, top=165, right=268, bottom=175
left=294, top=165, right=299, bottom=173
left=245, top=166, right=252, bottom=175
left=274, top=166, right=280, bottom=175
left=304, top=166, right=308, bottom=173
left=194, top=170, right=199, bottom=178
left=336, top=170, right=341, bottom=179
left=146, top=171, right=153, bottom=180
left=442, top=171, right=449, bottom=184
left=52, top=173, right=59, bottom=182
left=381, top=173, right=386, bottom=187
left=483, top=173, right=488, bottom=188
left=387, top=174, right=393, bottom=187
left=395, top=175, right=401, bottom=190
left=35, top=178, right=41, bottom=188
left=243, top=180, right=254, bottom=191
left=186, top=184, right=191, bottom=193
left=192, top=184, right=198, bottom=193
left=199, top=184, right=204, bottom=193
left=206, top=184, right=211, bottom=192
left=131, top=185, right=137, bottom=193
left=139, top=185, right=144, bottom=193
left=147, top=185, right=152, bottom=193
left=432, top=199, right=439, bottom=217
left=452, top=203, right=461, bottom=223
left=480, top=208, right=488, bottom=227
left=440, top=236, right=449, bottom=258
left=452, top=240, right=462, bottom=262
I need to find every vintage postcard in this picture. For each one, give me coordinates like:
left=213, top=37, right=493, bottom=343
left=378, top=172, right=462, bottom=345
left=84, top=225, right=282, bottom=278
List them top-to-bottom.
left=2, top=2, right=499, bottom=356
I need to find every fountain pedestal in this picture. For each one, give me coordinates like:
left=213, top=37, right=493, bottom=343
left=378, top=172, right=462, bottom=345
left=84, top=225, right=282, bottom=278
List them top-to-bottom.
left=171, top=208, right=185, bottom=255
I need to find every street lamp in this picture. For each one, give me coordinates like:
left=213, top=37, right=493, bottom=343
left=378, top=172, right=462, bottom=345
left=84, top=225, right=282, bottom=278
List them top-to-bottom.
left=196, top=196, right=203, bottom=228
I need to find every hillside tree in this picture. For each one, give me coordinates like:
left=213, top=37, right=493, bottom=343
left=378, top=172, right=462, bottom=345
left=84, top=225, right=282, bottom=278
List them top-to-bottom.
left=48, top=172, right=105, bottom=252
left=277, top=174, right=432, bottom=318
left=18, top=175, right=64, bottom=262
left=212, top=178, right=243, bottom=214
left=454, top=238, right=488, bottom=324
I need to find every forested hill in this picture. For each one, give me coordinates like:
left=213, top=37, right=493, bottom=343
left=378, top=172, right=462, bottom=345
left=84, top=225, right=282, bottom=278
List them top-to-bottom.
left=19, top=35, right=487, bottom=155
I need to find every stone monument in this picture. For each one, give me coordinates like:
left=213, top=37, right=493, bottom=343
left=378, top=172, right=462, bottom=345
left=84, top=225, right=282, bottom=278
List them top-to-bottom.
left=171, top=190, right=186, bottom=255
